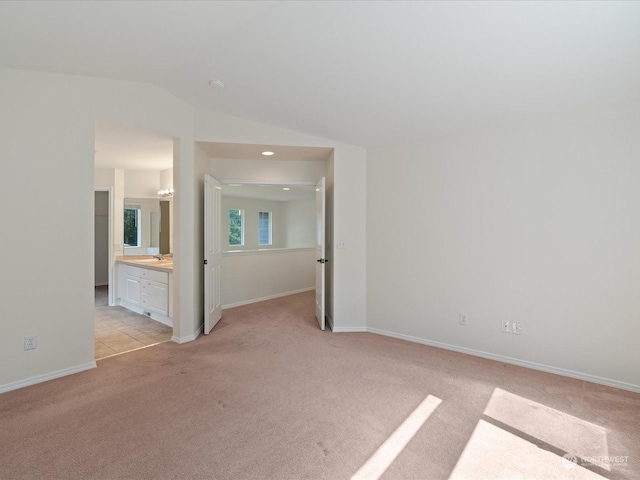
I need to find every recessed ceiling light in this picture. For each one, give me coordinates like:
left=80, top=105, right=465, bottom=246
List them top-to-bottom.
left=208, top=79, right=225, bottom=89
left=261, top=151, right=275, bottom=156
left=283, top=187, right=290, bottom=191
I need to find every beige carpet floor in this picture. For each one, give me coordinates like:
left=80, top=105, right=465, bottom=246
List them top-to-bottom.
left=1, top=291, right=638, bottom=480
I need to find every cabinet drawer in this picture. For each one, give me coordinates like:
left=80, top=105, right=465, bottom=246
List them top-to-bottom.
left=126, top=265, right=144, bottom=277
left=148, top=269, right=168, bottom=284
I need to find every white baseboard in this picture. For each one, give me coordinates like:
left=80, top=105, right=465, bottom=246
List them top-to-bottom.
left=222, top=287, right=314, bottom=309
left=325, top=312, right=366, bottom=333
left=172, top=323, right=202, bottom=344
left=332, top=326, right=368, bottom=333
left=367, top=327, right=640, bottom=393
left=0, top=362, right=97, bottom=394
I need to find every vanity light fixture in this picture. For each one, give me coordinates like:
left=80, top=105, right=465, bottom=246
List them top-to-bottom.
left=261, top=151, right=275, bottom=156
left=158, top=188, right=174, bottom=197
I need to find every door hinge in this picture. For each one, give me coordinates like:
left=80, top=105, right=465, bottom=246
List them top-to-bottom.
left=317, top=258, right=328, bottom=263
left=204, top=259, right=208, bottom=265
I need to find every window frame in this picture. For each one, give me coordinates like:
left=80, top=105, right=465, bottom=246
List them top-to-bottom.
left=228, top=208, right=244, bottom=246
left=258, top=211, right=272, bottom=246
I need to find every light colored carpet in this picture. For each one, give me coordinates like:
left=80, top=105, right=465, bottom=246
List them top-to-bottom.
left=1, top=291, right=638, bottom=480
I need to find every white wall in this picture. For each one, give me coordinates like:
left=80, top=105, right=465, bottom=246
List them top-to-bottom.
left=0, top=67, right=194, bottom=392
left=367, top=99, right=640, bottom=391
left=195, top=110, right=367, bottom=332
left=160, top=167, right=173, bottom=191
left=221, top=196, right=283, bottom=250
left=281, top=198, right=315, bottom=248
left=221, top=249, right=315, bottom=308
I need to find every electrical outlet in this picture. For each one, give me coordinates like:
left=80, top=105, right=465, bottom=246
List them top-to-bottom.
left=459, top=313, right=468, bottom=326
left=501, top=320, right=510, bottom=333
left=512, top=322, right=522, bottom=335
left=24, top=335, right=38, bottom=350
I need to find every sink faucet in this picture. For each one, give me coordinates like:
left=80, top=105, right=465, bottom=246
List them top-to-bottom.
left=154, top=254, right=164, bottom=260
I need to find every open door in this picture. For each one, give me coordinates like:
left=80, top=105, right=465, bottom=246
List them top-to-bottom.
left=204, top=174, right=222, bottom=334
left=315, top=177, right=326, bottom=330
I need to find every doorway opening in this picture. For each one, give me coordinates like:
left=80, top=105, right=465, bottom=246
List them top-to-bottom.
left=93, top=119, right=177, bottom=359
left=197, top=141, right=333, bottom=335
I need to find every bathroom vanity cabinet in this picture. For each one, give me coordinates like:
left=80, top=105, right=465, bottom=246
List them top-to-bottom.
left=116, top=262, right=173, bottom=327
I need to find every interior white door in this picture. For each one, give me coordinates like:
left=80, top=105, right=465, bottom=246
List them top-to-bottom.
left=204, top=174, right=222, bottom=334
left=315, top=177, right=326, bottom=330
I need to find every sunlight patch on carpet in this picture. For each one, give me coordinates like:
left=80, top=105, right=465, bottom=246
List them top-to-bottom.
left=483, top=388, right=610, bottom=470
left=351, top=394, right=442, bottom=480
left=449, top=420, right=607, bottom=480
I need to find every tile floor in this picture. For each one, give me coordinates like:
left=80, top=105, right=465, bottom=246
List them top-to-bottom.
left=94, top=286, right=172, bottom=360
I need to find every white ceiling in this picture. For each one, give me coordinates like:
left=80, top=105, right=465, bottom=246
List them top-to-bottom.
left=2, top=1, right=639, bottom=148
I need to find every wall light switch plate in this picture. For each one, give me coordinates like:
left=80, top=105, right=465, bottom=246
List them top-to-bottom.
left=337, top=240, right=346, bottom=249
left=459, top=313, right=468, bottom=326
left=501, top=320, right=510, bottom=333
left=512, top=322, right=522, bottom=335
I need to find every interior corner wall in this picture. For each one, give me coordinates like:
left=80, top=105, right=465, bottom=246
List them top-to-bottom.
left=0, top=67, right=194, bottom=392
left=366, top=99, right=640, bottom=391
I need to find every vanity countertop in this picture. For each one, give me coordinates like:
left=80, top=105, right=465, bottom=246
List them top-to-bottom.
left=116, top=255, right=173, bottom=273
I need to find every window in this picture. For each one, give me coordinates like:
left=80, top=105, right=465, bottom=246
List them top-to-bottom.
left=124, top=206, right=141, bottom=247
left=229, top=209, right=244, bottom=246
left=258, top=211, right=272, bottom=246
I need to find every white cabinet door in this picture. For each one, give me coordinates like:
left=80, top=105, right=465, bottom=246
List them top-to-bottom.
left=204, top=174, right=222, bottom=334
left=126, top=275, right=141, bottom=305
left=141, top=279, right=168, bottom=316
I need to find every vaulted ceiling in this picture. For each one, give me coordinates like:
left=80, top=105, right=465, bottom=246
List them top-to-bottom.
left=1, top=1, right=639, bottom=148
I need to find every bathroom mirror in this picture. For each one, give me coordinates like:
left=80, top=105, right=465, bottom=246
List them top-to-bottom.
left=221, top=184, right=316, bottom=251
left=124, top=198, right=172, bottom=255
